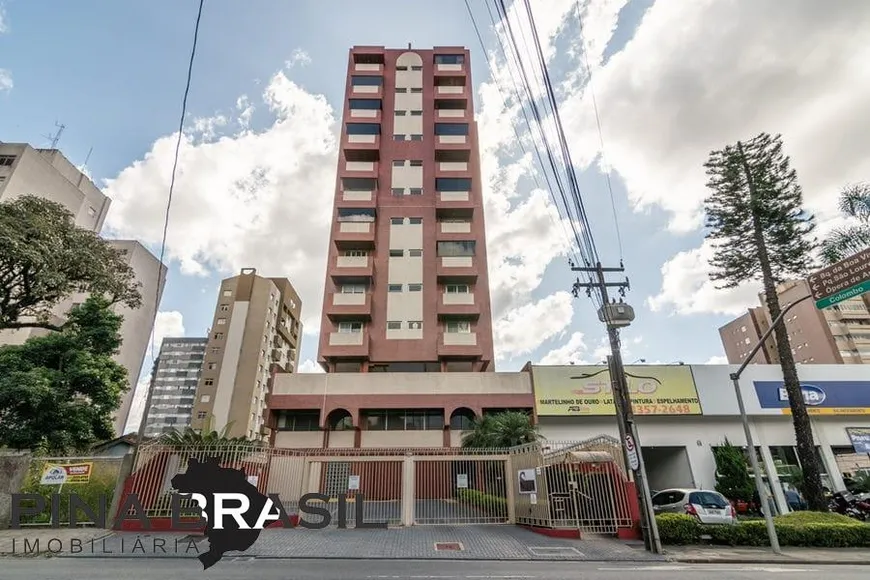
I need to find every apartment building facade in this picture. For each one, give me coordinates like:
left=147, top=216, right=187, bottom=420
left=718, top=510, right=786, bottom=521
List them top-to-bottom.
left=317, top=45, right=495, bottom=373
left=190, top=268, right=302, bottom=440
left=719, top=279, right=870, bottom=365
left=141, top=337, right=208, bottom=438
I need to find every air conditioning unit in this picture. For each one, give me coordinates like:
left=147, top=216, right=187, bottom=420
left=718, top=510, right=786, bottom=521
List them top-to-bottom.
left=409, top=322, right=421, bottom=330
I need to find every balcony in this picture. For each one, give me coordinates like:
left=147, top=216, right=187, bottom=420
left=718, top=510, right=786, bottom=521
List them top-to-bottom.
left=354, top=63, right=383, bottom=73
left=436, top=63, right=464, bottom=73
left=436, top=85, right=466, bottom=96
left=435, top=98, right=469, bottom=118
left=437, top=109, right=466, bottom=119
left=344, top=130, right=380, bottom=158
left=438, top=135, right=467, bottom=145
left=345, top=161, right=376, bottom=172
left=438, top=162, right=468, bottom=172
left=336, top=190, right=376, bottom=211
left=438, top=191, right=470, bottom=202
left=335, top=220, right=375, bottom=248
left=440, top=220, right=471, bottom=234
left=331, top=255, right=374, bottom=281
left=437, top=256, right=478, bottom=282
left=326, top=292, right=372, bottom=321
left=438, top=292, right=479, bottom=319
left=322, top=331, right=370, bottom=358
left=438, top=331, right=482, bottom=357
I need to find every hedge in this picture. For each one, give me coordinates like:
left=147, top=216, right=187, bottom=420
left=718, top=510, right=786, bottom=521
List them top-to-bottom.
left=457, top=489, right=508, bottom=515
left=657, top=511, right=870, bottom=547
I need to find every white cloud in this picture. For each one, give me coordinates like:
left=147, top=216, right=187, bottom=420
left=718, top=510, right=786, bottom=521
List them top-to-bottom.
left=0, top=6, right=7, bottom=34
left=285, top=49, right=311, bottom=69
left=0, top=69, right=11, bottom=93
left=646, top=239, right=762, bottom=316
left=494, top=291, right=575, bottom=360
left=151, top=310, right=186, bottom=351
left=538, top=331, right=588, bottom=364
left=706, top=355, right=728, bottom=365
left=297, top=359, right=324, bottom=373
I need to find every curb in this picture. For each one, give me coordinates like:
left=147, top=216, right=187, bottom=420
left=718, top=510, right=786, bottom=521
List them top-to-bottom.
left=669, top=557, right=870, bottom=566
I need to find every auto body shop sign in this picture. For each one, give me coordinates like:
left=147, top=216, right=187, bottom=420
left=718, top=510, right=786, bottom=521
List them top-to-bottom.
left=531, top=364, right=702, bottom=416
left=39, top=462, right=93, bottom=485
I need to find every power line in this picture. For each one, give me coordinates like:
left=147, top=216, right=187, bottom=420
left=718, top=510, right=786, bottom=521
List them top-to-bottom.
left=148, top=0, right=205, bottom=362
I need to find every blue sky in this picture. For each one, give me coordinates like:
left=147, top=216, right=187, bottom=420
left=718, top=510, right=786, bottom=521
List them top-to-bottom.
left=1, top=0, right=867, bottom=427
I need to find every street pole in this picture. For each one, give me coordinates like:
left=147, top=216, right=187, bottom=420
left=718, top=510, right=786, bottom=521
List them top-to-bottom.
left=572, top=261, right=662, bottom=554
left=729, top=293, right=812, bottom=554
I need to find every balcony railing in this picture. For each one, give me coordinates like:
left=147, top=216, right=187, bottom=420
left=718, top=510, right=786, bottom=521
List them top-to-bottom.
left=354, top=63, right=383, bottom=72
left=436, top=63, right=464, bottom=73
left=437, top=85, right=465, bottom=95
left=437, top=109, right=466, bottom=118
left=347, top=134, right=378, bottom=144
left=438, top=135, right=467, bottom=144
left=345, top=161, right=376, bottom=171
left=438, top=162, right=468, bottom=171
left=342, top=190, right=373, bottom=202
left=438, top=191, right=470, bottom=202
left=440, top=221, right=471, bottom=234
left=338, top=222, right=371, bottom=234
left=336, top=255, right=369, bottom=268
left=441, top=256, right=473, bottom=268
left=443, top=292, right=474, bottom=305
left=333, top=293, right=367, bottom=306
left=329, top=332, right=364, bottom=346
left=443, top=332, right=477, bottom=346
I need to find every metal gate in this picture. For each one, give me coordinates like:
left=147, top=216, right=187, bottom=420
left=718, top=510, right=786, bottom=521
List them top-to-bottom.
left=510, top=436, right=634, bottom=535
left=412, top=454, right=509, bottom=525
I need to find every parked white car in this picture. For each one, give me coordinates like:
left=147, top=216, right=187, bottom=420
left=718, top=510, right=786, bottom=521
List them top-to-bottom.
left=651, top=488, right=736, bottom=525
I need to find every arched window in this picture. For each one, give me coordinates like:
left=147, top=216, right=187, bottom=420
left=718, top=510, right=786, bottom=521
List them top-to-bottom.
left=449, top=408, right=476, bottom=431
left=327, top=409, right=353, bottom=431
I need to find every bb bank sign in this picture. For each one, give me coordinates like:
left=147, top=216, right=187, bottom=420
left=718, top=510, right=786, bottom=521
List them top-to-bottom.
left=753, top=380, right=870, bottom=415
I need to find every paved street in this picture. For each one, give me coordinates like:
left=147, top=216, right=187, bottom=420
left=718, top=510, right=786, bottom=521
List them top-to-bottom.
left=0, top=558, right=867, bottom=579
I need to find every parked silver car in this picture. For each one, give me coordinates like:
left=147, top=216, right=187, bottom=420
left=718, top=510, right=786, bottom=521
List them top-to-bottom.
left=651, top=488, right=736, bottom=525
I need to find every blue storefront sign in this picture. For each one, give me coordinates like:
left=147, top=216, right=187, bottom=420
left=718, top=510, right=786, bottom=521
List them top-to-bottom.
left=753, top=381, right=870, bottom=415
left=847, top=428, right=870, bottom=454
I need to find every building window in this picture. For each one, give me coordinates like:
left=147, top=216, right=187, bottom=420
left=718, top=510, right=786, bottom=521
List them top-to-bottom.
left=435, top=54, right=465, bottom=65
left=396, top=65, right=408, bottom=71
left=410, top=65, right=422, bottom=71
left=351, top=75, right=383, bottom=86
left=395, top=87, right=408, bottom=93
left=411, top=87, right=423, bottom=93
left=349, top=98, right=382, bottom=110
left=394, top=110, right=407, bottom=116
left=410, top=110, right=423, bottom=116
left=346, top=123, right=381, bottom=135
left=435, top=123, right=469, bottom=136
left=393, top=134, right=406, bottom=141
left=410, top=134, right=423, bottom=141
left=0, top=155, right=16, bottom=166
left=392, top=160, right=405, bottom=167
left=410, top=160, right=423, bottom=167
left=436, top=177, right=472, bottom=191
left=409, top=187, right=422, bottom=195
left=391, top=188, right=404, bottom=196
left=87, top=206, right=97, bottom=217
left=409, top=217, right=422, bottom=225
left=390, top=218, right=404, bottom=226
left=437, top=240, right=475, bottom=256
left=344, top=249, right=368, bottom=257
left=390, top=249, right=404, bottom=257
left=409, top=249, right=422, bottom=257
left=341, top=284, right=366, bottom=294
left=388, top=284, right=403, bottom=292
left=408, top=284, right=422, bottom=292
left=446, top=284, right=470, bottom=293
left=222, top=290, right=232, bottom=297
left=220, top=304, right=229, bottom=312
left=216, top=318, right=227, bottom=325
left=409, top=320, right=422, bottom=330
left=446, top=320, right=472, bottom=334
left=338, top=321, right=363, bottom=333
left=387, top=321, right=401, bottom=330
left=213, top=332, right=224, bottom=340
left=210, top=347, right=220, bottom=354
left=207, top=363, right=217, bottom=370
left=204, top=379, right=214, bottom=386
left=200, top=395, right=211, bottom=403
left=361, top=409, right=443, bottom=431
left=276, top=410, right=320, bottom=431
left=196, top=411, right=207, bottom=419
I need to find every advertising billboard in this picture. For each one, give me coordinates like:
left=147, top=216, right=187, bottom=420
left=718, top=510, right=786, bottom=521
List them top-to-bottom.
left=531, top=365, right=702, bottom=417
left=753, top=381, right=870, bottom=415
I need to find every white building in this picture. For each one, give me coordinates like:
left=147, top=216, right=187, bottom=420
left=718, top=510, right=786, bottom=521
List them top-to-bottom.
left=532, top=363, right=870, bottom=516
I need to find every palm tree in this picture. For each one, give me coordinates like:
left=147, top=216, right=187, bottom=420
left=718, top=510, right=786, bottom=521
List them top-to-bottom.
left=820, top=183, right=870, bottom=264
left=460, top=411, right=541, bottom=449
left=159, top=423, right=261, bottom=449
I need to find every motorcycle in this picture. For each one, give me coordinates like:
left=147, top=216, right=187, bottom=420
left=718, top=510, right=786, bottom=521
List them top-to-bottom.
left=829, top=491, right=870, bottom=521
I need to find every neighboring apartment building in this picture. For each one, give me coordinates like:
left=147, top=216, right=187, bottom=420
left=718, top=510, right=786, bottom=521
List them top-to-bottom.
left=317, top=45, right=495, bottom=373
left=0, top=143, right=109, bottom=231
left=190, top=268, right=302, bottom=440
left=719, top=279, right=870, bottom=365
left=141, top=337, right=208, bottom=438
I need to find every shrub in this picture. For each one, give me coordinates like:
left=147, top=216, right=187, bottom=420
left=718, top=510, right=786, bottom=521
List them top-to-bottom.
left=457, top=489, right=507, bottom=515
left=656, top=511, right=870, bottom=548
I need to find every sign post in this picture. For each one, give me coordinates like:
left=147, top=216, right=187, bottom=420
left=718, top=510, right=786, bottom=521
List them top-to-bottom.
left=808, top=248, right=870, bottom=310
left=625, top=434, right=640, bottom=471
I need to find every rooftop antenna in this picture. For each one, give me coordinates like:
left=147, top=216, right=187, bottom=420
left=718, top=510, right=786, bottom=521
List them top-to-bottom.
left=408, top=42, right=412, bottom=49
left=43, top=122, right=66, bottom=149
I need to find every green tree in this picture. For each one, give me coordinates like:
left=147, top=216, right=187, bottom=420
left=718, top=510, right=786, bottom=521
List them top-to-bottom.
left=703, top=132, right=826, bottom=511
left=819, top=182, right=870, bottom=265
left=0, top=195, right=142, bottom=331
left=0, top=296, right=129, bottom=453
left=460, top=411, right=541, bottom=449
left=159, top=424, right=262, bottom=449
left=712, top=439, right=754, bottom=502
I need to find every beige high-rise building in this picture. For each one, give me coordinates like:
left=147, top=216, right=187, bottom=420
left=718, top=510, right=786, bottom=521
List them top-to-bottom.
left=0, top=143, right=166, bottom=436
left=190, top=268, right=302, bottom=440
left=719, top=279, right=870, bottom=365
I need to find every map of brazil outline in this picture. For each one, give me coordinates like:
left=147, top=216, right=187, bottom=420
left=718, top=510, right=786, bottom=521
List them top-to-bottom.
left=171, top=457, right=272, bottom=569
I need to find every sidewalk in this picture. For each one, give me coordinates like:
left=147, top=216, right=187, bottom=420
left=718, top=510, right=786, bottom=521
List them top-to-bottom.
left=0, top=528, right=112, bottom=557
left=665, top=545, right=870, bottom=565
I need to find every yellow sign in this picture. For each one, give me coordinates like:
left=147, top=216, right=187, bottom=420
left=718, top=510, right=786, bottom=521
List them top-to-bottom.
left=532, top=365, right=702, bottom=416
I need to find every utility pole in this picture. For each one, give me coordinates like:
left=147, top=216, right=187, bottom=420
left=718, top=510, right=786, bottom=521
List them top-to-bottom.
left=572, top=261, right=662, bottom=554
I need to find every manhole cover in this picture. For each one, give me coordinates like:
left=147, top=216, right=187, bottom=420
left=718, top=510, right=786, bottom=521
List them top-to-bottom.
left=434, top=542, right=464, bottom=551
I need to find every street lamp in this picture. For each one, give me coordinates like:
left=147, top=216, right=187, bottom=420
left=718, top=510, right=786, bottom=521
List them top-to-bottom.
left=729, top=293, right=812, bottom=555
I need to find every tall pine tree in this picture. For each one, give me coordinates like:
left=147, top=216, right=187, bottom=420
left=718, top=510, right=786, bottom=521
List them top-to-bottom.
left=703, top=132, right=826, bottom=511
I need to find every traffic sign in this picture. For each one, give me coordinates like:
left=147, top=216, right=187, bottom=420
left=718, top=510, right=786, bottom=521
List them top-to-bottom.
left=807, top=247, right=870, bottom=310
left=624, top=434, right=639, bottom=471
